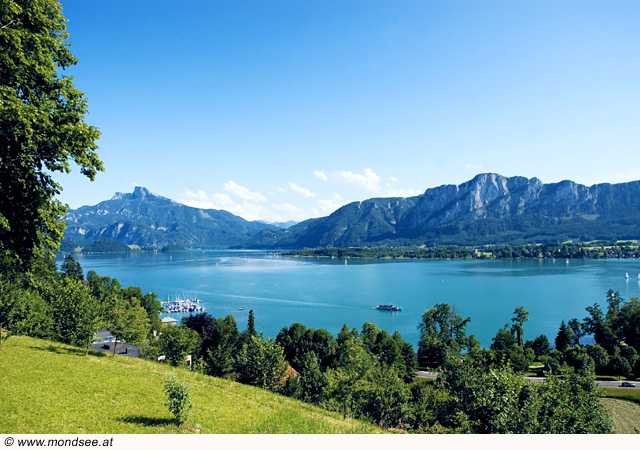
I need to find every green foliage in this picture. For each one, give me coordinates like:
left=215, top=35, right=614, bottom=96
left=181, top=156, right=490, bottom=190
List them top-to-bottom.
left=0, top=0, right=102, bottom=268
left=79, top=239, right=131, bottom=254
left=282, top=242, right=640, bottom=260
left=60, top=254, right=83, bottom=281
left=1, top=263, right=161, bottom=355
left=37, top=277, right=100, bottom=352
left=0, top=278, right=52, bottom=339
left=122, top=286, right=162, bottom=332
left=108, top=297, right=148, bottom=351
left=620, top=297, right=640, bottom=350
left=417, top=303, right=473, bottom=368
left=511, top=306, right=529, bottom=347
left=246, top=309, right=256, bottom=336
left=205, top=315, right=241, bottom=376
left=555, top=320, right=573, bottom=353
left=276, top=323, right=338, bottom=372
left=155, top=326, right=201, bottom=368
left=490, top=326, right=535, bottom=373
left=234, top=334, right=287, bottom=393
left=525, top=334, right=552, bottom=358
left=323, top=338, right=377, bottom=419
left=587, top=344, right=610, bottom=373
left=563, top=345, right=595, bottom=376
left=296, top=351, right=327, bottom=405
left=436, top=358, right=613, bottom=433
left=536, top=373, right=613, bottom=433
left=164, top=376, right=192, bottom=426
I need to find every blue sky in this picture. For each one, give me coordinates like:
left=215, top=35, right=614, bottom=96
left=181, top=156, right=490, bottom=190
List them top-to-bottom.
left=56, top=0, right=640, bottom=222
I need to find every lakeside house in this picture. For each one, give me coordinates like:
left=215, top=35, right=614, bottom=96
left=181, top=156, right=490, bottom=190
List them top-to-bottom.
left=161, top=317, right=178, bottom=327
left=91, top=328, right=140, bottom=357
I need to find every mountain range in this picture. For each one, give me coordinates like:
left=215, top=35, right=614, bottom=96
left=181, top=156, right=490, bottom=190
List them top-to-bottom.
left=63, top=174, right=640, bottom=250
left=63, top=186, right=278, bottom=248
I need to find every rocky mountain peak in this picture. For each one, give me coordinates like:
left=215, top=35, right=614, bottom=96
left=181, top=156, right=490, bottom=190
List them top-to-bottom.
left=109, top=186, right=161, bottom=201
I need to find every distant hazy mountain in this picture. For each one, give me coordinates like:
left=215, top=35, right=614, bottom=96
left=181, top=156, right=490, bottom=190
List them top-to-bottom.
left=242, top=173, right=640, bottom=248
left=64, top=186, right=277, bottom=248
left=257, top=220, right=299, bottom=229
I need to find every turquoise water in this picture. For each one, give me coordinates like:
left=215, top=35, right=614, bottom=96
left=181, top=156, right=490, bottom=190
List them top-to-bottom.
left=64, top=251, right=640, bottom=349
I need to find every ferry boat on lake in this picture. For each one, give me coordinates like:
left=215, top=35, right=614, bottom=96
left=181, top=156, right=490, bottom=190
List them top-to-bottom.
left=376, top=304, right=402, bottom=311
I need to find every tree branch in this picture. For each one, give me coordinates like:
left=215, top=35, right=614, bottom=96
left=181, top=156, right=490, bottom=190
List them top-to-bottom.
left=1, top=19, right=17, bottom=29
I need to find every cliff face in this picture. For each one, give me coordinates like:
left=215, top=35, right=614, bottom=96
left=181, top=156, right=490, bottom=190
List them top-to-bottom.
left=244, top=173, right=640, bottom=248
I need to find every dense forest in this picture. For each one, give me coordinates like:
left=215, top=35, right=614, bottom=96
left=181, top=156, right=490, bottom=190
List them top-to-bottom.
left=282, top=241, right=640, bottom=260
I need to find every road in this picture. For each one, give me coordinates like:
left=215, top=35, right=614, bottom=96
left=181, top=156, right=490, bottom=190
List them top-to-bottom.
left=417, top=371, right=637, bottom=389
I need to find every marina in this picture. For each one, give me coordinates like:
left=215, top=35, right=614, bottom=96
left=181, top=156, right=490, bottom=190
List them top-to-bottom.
left=160, top=296, right=205, bottom=313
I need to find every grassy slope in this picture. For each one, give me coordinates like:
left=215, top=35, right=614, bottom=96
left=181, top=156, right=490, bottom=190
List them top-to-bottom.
left=0, top=336, right=380, bottom=434
left=601, top=399, right=640, bottom=434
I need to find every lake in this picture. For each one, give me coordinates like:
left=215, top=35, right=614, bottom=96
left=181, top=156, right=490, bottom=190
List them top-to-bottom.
left=63, top=251, right=640, bottom=348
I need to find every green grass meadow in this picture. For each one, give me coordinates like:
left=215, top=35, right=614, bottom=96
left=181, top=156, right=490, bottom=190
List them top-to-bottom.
left=0, top=336, right=380, bottom=434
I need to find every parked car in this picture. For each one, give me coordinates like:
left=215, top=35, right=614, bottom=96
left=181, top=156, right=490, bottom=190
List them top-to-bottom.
left=620, top=382, right=636, bottom=388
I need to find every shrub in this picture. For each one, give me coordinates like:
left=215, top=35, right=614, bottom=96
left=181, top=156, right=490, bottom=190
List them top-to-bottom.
left=164, top=376, right=192, bottom=425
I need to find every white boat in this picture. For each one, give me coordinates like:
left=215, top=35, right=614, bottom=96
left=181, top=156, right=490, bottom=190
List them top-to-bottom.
left=626, top=272, right=630, bottom=278
left=376, top=304, right=402, bottom=311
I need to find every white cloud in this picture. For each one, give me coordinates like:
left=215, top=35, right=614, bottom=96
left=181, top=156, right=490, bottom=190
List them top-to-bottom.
left=466, top=164, right=483, bottom=170
left=335, top=168, right=381, bottom=192
left=314, top=170, right=328, bottom=181
left=223, top=180, right=267, bottom=202
left=289, top=182, right=315, bottom=198
left=179, top=189, right=235, bottom=210
left=316, top=193, right=346, bottom=215
left=272, top=203, right=308, bottom=222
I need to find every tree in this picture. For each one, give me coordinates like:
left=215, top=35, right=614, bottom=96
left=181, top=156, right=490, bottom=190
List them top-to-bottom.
left=0, top=0, right=102, bottom=268
left=60, top=254, right=83, bottom=281
left=39, top=276, right=100, bottom=350
left=0, top=278, right=52, bottom=340
left=122, top=286, right=162, bottom=331
left=583, top=296, right=620, bottom=351
left=108, top=297, right=148, bottom=355
left=620, top=297, right=640, bottom=351
left=417, top=303, right=472, bottom=368
left=511, top=306, right=529, bottom=347
left=204, top=315, right=240, bottom=377
left=567, top=318, right=584, bottom=346
left=555, top=321, right=573, bottom=353
left=337, top=322, right=358, bottom=345
left=359, top=322, right=381, bottom=352
left=157, top=325, right=201, bottom=367
left=491, top=326, right=534, bottom=373
left=393, top=331, right=418, bottom=383
left=234, top=334, right=287, bottom=392
left=525, top=334, right=552, bottom=358
left=323, top=338, right=376, bottom=419
left=586, top=344, right=609, bottom=373
left=563, top=346, right=595, bottom=376
left=297, top=351, right=327, bottom=405
left=536, top=373, right=613, bottom=433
